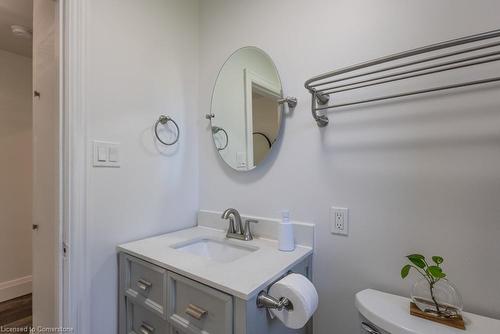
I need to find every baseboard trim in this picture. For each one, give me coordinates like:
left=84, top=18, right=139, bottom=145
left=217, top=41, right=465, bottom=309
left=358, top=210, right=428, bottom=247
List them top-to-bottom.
left=0, top=275, right=32, bottom=303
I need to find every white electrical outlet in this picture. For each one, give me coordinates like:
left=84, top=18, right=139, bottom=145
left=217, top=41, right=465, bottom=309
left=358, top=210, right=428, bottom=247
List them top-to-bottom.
left=330, top=207, right=349, bottom=236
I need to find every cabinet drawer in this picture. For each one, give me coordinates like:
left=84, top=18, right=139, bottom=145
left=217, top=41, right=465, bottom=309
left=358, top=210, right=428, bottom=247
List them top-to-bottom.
left=123, top=254, right=168, bottom=318
left=168, top=272, right=233, bottom=334
left=126, top=300, right=169, bottom=334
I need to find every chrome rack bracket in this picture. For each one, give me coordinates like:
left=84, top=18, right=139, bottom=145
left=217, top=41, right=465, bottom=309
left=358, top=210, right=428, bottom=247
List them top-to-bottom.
left=312, top=91, right=330, bottom=127
left=278, top=96, right=298, bottom=109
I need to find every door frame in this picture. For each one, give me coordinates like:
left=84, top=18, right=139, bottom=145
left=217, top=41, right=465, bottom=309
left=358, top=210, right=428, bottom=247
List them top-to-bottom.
left=60, top=0, right=90, bottom=332
left=243, top=68, right=281, bottom=169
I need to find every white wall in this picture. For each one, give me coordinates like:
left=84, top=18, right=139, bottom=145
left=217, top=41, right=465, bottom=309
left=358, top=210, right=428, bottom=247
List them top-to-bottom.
left=84, top=1, right=199, bottom=333
left=198, top=1, right=500, bottom=333
left=0, top=49, right=32, bottom=301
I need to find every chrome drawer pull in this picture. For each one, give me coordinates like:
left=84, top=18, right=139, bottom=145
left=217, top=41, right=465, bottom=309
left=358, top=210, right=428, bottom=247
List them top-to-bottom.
left=137, top=279, right=152, bottom=291
left=185, top=303, right=208, bottom=320
left=139, top=322, right=155, bottom=334
left=361, top=322, right=381, bottom=334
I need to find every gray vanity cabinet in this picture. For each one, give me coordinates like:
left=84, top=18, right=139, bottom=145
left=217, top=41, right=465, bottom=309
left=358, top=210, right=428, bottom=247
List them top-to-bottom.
left=119, top=252, right=313, bottom=334
left=120, top=253, right=232, bottom=334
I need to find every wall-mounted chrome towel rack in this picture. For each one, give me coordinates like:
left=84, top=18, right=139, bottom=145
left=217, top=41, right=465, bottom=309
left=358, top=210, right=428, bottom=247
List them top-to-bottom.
left=305, top=28, right=500, bottom=127
left=154, top=115, right=180, bottom=145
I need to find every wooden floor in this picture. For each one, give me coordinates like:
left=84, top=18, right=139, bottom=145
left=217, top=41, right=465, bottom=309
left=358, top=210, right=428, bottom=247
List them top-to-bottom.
left=0, top=294, right=32, bottom=331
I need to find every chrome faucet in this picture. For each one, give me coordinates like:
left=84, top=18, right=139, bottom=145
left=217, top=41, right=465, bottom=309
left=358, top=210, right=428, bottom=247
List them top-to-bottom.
left=221, top=208, right=258, bottom=241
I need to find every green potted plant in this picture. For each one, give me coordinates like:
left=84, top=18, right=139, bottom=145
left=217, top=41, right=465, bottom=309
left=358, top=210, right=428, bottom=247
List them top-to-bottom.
left=401, top=254, right=463, bottom=318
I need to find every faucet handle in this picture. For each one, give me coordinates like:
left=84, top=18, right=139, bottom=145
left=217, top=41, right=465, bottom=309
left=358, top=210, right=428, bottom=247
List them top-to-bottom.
left=243, top=219, right=259, bottom=241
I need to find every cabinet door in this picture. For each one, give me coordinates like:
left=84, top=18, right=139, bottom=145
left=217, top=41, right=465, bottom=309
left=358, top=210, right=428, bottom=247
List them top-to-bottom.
left=32, top=0, right=60, bottom=328
left=122, top=254, right=168, bottom=318
left=168, top=272, right=233, bottom=334
left=126, top=300, right=169, bottom=334
left=170, top=326, right=187, bottom=334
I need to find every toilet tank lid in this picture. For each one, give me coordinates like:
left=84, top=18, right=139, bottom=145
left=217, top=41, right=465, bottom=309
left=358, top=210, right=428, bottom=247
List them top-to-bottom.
left=355, top=289, right=500, bottom=334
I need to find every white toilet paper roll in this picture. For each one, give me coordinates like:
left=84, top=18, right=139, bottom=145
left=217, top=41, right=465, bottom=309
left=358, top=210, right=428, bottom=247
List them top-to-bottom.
left=269, top=273, right=318, bottom=329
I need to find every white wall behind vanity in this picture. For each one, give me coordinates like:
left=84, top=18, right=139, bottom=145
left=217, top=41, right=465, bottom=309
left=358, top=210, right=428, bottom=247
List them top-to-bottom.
left=84, top=1, right=199, bottom=333
left=197, top=1, right=500, bottom=334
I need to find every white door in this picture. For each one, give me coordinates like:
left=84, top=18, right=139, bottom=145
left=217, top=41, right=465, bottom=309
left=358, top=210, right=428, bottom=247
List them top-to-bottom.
left=32, top=0, right=60, bottom=329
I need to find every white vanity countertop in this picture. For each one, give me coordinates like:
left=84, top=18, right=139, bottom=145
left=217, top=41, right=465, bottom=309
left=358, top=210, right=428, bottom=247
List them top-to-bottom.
left=117, top=226, right=313, bottom=300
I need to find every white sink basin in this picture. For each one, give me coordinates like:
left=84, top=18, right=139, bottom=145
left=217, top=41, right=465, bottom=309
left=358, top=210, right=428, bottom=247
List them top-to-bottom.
left=172, top=238, right=258, bottom=263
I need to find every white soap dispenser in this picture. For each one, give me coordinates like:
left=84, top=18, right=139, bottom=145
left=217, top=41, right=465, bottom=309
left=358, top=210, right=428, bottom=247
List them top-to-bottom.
left=279, top=210, right=295, bottom=252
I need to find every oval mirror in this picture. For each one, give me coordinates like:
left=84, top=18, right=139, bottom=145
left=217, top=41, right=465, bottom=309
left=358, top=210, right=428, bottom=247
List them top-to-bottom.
left=209, top=47, right=283, bottom=171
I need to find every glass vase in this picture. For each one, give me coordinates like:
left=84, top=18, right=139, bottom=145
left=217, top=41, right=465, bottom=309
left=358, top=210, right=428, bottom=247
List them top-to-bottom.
left=411, top=278, right=463, bottom=318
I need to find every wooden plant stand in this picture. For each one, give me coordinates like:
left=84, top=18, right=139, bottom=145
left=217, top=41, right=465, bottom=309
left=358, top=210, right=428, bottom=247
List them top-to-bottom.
left=410, top=302, right=466, bottom=330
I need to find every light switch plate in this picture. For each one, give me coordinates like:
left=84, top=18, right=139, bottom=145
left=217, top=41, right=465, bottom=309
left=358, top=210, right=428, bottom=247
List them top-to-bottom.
left=93, top=141, right=120, bottom=167
left=330, top=206, right=349, bottom=236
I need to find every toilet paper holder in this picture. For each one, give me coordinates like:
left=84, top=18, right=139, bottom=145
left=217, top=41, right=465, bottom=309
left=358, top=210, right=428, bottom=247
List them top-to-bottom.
left=257, top=271, right=294, bottom=311
left=257, top=291, right=294, bottom=311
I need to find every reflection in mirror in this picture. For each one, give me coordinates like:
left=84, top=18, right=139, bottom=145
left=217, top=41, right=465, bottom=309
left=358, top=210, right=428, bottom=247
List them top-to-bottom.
left=210, top=47, right=283, bottom=171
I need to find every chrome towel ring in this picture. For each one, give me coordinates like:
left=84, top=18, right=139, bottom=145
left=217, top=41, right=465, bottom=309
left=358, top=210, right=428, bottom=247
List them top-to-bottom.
left=154, top=115, right=179, bottom=146
left=212, top=126, right=229, bottom=151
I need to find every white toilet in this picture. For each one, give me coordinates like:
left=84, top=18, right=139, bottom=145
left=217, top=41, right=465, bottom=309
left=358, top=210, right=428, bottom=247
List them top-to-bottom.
left=355, top=289, right=500, bottom=334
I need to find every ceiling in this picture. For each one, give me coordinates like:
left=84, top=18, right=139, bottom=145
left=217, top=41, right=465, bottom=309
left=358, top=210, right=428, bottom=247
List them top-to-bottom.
left=0, top=0, right=32, bottom=57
